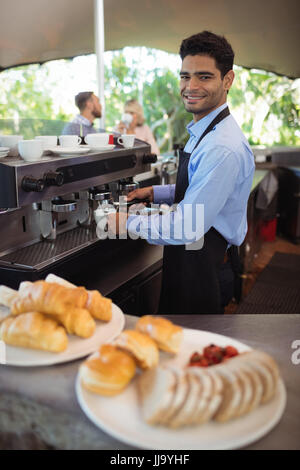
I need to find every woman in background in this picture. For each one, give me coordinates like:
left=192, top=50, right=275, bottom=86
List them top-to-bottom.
left=117, top=99, right=160, bottom=155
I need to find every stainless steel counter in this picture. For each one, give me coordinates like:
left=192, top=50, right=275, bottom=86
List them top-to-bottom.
left=0, top=314, right=299, bottom=450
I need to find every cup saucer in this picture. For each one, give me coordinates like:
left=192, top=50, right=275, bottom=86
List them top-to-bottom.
left=89, top=144, right=115, bottom=151
left=48, top=146, right=91, bottom=155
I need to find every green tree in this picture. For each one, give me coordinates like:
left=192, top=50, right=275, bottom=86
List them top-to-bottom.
left=104, top=52, right=139, bottom=130
left=0, top=64, right=73, bottom=138
left=228, top=67, right=300, bottom=146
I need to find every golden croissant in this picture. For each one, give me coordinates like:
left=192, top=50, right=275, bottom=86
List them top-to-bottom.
left=45, top=274, right=112, bottom=322
left=11, top=280, right=88, bottom=317
left=85, top=290, right=112, bottom=322
left=51, top=307, right=96, bottom=338
left=0, top=312, right=68, bottom=352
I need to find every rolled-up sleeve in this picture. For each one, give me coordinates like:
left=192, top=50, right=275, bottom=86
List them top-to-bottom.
left=153, top=184, right=175, bottom=205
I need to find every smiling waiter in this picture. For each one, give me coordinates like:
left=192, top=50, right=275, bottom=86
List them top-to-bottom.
left=114, top=31, right=255, bottom=314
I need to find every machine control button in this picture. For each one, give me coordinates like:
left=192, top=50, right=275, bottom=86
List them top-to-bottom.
left=142, top=153, right=157, bottom=164
left=43, top=171, right=64, bottom=187
left=21, top=176, right=45, bottom=192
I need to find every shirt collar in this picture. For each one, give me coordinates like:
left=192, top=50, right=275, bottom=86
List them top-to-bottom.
left=186, top=102, right=228, bottom=138
left=73, top=114, right=93, bottom=127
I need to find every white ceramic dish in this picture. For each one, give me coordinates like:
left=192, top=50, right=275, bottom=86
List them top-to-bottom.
left=89, top=145, right=115, bottom=152
left=48, top=146, right=91, bottom=155
left=2, top=303, right=124, bottom=367
left=76, top=328, right=286, bottom=450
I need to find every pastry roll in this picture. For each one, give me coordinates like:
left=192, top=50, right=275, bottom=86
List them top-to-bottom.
left=45, top=274, right=112, bottom=322
left=11, top=280, right=88, bottom=317
left=85, top=289, right=112, bottom=322
left=52, top=308, right=96, bottom=338
left=0, top=312, right=68, bottom=353
left=135, top=315, right=183, bottom=354
left=113, top=329, right=159, bottom=369
left=80, top=344, right=136, bottom=396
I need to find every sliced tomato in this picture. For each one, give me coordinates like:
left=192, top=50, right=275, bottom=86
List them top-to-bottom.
left=224, top=345, right=239, bottom=358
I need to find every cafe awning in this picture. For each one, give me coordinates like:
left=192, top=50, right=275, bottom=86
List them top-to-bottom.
left=0, top=0, right=299, bottom=79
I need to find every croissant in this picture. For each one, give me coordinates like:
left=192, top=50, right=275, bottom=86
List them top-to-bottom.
left=45, top=274, right=112, bottom=322
left=11, top=280, right=88, bottom=317
left=85, top=290, right=112, bottom=322
left=51, top=307, right=96, bottom=338
left=0, top=312, right=68, bottom=352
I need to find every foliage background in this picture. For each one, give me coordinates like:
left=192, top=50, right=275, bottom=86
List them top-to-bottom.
left=0, top=48, right=299, bottom=151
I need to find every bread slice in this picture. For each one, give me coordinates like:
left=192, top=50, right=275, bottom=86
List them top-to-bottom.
left=246, top=350, right=279, bottom=400
left=234, top=352, right=274, bottom=404
left=225, top=362, right=253, bottom=417
left=238, top=363, right=263, bottom=413
left=212, top=365, right=242, bottom=422
left=138, top=366, right=176, bottom=425
left=159, top=368, right=189, bottom=425
left=188, top=368, right=213, bottom=424
left=197, top=368, right=223, bottom=424
left=168, top=371, right=200, bottom=428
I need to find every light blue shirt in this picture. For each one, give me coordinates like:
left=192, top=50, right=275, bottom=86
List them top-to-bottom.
left=127, top=103, right=255, bottom=246
left=62, top=115, right=100, bottom=137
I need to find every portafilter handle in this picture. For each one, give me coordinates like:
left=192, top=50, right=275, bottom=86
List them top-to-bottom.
left=21, top=176, right=45, bottom=192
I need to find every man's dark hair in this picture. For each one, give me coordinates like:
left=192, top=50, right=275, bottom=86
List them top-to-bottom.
left=179, top=31, right=234, bottom=78
left=75, top=91, right=94, bottom=111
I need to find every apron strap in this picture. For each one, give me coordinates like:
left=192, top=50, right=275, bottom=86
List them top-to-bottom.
left=191, top=106, right=230, bottom=152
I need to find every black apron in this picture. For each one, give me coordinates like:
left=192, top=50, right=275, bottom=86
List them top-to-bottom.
left=158, top=107, right=231, bottom=314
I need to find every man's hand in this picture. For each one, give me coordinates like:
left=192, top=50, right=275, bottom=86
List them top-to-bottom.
left=126, top=186, right=154, bottom=203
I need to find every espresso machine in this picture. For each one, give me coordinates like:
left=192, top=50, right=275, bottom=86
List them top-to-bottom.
left=0, top=140, right=157, bottom=290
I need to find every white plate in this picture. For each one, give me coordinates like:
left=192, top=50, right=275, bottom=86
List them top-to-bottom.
left=89, top=145, right=115, bottom=151
left=48, top=146, right=91, bottom=155
left=3, top=303, right=125, bottom=367
left=76, top=328, right=286, bottom=450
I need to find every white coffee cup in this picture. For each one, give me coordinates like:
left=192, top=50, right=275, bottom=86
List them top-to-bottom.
left=121, top=113, right=133, bottom=127
left=84, top=133, right=110, bottom=147
left=117, top=134, right=135, bottom=148
left=1, top=135, right=24, bottom=156
left=35, top=135, right=58, bottom=150
left=59, top=135, right=81, bottom=147
left=18, top=140, right=44, bottom=161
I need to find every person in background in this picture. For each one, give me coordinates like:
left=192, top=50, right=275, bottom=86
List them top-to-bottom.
left=62, top=91, right=103, bottom=137
left=117, top=99, right=160, bottom=155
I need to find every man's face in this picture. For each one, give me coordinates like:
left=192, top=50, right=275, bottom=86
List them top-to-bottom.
left=180, top=54, right=234, bottom=121
left=90, top=94, right=102, bottom=118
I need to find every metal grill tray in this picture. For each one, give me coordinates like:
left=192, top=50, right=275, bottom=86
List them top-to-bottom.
left=0, top=226, right=99, bottom=270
